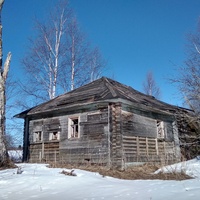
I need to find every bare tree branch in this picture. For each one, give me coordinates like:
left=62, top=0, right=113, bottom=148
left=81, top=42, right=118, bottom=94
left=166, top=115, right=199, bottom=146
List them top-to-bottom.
left=19, top=0, right=106, bottom=108
left=169, top=20, right=200, bottom=159
left=143, top=71, right=161, bottom=99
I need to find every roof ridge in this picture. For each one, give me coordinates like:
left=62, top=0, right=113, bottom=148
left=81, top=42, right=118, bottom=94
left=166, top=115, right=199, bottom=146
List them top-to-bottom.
left=103, top=77, right=118, bottom=97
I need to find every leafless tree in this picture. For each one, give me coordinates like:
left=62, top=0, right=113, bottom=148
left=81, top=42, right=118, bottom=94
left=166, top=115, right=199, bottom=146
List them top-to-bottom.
left=0, top=0, right=12, bottom=167
left=20, top=0, right=106, bottom=106
left=21, top=0, right=70, bottom=103
left=60, top=17, right=90, bottom=91
left=60, top=19, right=106, bottom=91
left=169, top=21, right=200, bottom=159
left=170, top=21, right=200, bottom=115
left=180, top=38, right=200, bottom=114
left=88, top=47, right=106, bottom=82
left=143, top=71, right=161, bottom=99
left=5, top=73, right=23, bottom=150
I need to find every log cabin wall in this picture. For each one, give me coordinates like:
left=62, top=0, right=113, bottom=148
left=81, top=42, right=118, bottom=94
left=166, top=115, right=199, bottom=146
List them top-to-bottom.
left=27, top=103, right=181, bottom=167
left=109, top=103, right=124, bottom=169
left=121, top=106, right=181, bottom=165
left=28, top=107, right=110, bottom=165
left=59, top=107, right=109, bottom=165
left=29, top=117, right=60, bottom=163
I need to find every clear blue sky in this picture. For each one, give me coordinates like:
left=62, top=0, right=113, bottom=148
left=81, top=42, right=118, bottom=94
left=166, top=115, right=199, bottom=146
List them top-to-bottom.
left=2, top=0, right=200, bottom=107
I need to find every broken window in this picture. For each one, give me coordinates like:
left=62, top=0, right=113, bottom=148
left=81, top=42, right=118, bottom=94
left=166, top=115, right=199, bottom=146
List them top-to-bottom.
left=68, top=117, right=79, bottom=139
left=157, top=121, right=165, bottom=138
left=34, top=131, right=43, bottom=142
left=49, top=131, right=60, bottom=141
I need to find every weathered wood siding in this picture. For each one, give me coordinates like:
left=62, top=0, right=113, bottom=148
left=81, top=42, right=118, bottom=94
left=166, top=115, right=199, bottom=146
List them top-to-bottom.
left=27, top=102, right=180, bottom=167
left=28, top=108, right=110, bottom=165
left=59, top=108, right=109, bottom=165
left=121, top=109, right=179, bottom=164
left=121, top=110, right=174, bottom=140
left=122, top=111, right=157, bottom=138
left=29, top=117, right=61, bottom=162
left=123, top=135, right=177, bottom=164
left=29, top=142, right=59, bottom=163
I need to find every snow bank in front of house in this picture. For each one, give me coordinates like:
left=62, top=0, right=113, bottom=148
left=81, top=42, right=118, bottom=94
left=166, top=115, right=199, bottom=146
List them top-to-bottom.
left=8, top=150, right=22, bottom=162
left=155, top=157, right=200, bottom=178
left=0, top=159, right=200, bottom=200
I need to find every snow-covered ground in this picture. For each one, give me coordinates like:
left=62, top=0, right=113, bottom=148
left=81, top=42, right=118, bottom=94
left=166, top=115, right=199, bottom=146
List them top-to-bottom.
left=8, top=150, right=23, bottom=163
left=0, top=159, right=200, bottom=200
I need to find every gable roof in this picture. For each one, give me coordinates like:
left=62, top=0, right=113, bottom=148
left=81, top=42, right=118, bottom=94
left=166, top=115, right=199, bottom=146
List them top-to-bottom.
left=15, top=77, right=191, bottom=118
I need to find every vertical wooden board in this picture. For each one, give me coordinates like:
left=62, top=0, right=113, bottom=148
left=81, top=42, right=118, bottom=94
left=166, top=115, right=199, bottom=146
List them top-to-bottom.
left=59, top=116, right=68, bottom=142
left=29, top=121, right=34, bottom=143
left=164, top=121, right=174, bottom=141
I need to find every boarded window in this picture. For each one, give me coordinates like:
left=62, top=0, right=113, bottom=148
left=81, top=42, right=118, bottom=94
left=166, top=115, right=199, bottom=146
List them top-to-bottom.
left=68, top=117, right=79, bottom=139
left=157, top=121, right=165, bottom=138
left=34, top=131, right=43, bottom=142
left=49, top=131, right=60, bottom=141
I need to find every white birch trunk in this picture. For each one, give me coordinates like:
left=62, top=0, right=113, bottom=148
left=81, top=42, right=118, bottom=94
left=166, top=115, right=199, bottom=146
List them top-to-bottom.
left=45, top=11, right=64, bottom=99
left=0, top=16, right=11, bottom=165
left=71, top=36, right=75, bottom=91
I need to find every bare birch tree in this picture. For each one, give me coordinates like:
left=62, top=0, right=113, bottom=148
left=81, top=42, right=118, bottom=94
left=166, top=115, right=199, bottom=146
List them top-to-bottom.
left=0, top=0, right=12, bottom=167
left=20, top=0, right=105, bottom=106
left=21, top=0, right=70, bottom=103
left=64, top=17, right=89, bottom=91
left=60, top=19, right=106, bottom=91
left=143, top=71, right=161, bottom=99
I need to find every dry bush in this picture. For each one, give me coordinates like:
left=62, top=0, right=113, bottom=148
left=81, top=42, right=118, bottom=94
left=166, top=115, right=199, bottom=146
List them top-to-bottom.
left=0, top=158, right=16, bottom=170
left=48, top=162, right=192, bottom=181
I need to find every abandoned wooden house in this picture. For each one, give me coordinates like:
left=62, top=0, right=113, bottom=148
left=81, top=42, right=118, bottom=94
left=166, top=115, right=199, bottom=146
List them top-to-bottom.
left=15, top=77, right=192, bottom=169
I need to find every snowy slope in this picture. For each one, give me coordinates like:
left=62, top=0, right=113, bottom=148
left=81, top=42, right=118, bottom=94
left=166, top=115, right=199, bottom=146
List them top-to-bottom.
left=8, top=150, right=22, bottom=163
left=0, top=159, right=200, bottom=200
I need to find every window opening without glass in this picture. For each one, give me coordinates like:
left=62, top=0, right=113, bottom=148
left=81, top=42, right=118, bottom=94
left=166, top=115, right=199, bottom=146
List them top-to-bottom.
left=68, top=117, right=79, bottom=138
left=157, top=121, right=165, bottom=138
left=34, top=131, right=42, bottom=142
left=49, top=131, right=60, bottom=141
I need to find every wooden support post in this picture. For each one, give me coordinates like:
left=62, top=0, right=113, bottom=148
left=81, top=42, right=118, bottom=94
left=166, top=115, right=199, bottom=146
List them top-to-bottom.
left=136, top=136, right=139, bottom=162
left=146, top=137, right=149, bottom=157
left=155, top=138, right=159, bottom=155
left=163, top=141, right=166, bottom=156
left=42, top=142, right=44, bottom=160
left=172, top=142, right=175, bottom=163
left=54, top=150, right=57, bottom=164
left=39, top=151, right=42, bottom=162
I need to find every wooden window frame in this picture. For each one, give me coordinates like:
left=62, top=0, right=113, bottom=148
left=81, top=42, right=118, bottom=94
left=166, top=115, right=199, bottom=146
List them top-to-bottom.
left=68, top=116, right=80, bottom=139
left=157, top=120, right=165, bottom=138
left=34, top=131, right=43, bottom=142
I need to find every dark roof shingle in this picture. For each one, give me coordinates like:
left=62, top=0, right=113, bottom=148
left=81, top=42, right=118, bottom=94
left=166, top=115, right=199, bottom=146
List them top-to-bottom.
left=15, top=77, right=191, bottom=118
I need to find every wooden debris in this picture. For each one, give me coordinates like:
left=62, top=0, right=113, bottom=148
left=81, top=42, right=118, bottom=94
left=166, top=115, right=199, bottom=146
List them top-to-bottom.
left=60, top=169, right=77, bottom=176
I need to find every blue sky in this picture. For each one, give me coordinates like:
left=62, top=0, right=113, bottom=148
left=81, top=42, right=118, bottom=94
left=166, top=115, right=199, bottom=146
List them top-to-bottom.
left=2, top=0, right=200, bottom=107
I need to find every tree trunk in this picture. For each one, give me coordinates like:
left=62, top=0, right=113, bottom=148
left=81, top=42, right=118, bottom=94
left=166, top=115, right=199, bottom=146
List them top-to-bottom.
left=0, top=1, right=12, bottom=167
left=71, top=36, right=75, bottom=91
left=0, top=50, right=11, bottom=166
left=0, top=53, right=11, bottom=167
left=0, top=71, right=8, bottom=166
